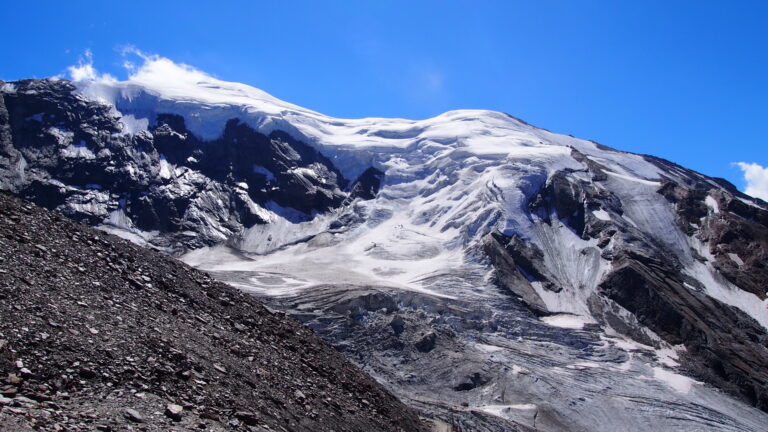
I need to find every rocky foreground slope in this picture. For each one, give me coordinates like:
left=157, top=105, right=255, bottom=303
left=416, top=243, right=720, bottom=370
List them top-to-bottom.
left=0, top=191, right=426, bottom=431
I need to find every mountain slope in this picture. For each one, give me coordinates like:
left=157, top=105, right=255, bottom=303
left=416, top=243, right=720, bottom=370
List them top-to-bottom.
left=1, top=63, right=768, bottom=431
left=0, top=191, right=426, bottom=431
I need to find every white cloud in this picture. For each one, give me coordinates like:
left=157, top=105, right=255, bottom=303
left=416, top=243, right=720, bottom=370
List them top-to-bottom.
left=116, top=45, right=216, bottom=86
left=66, top=46, right=202, bottom=85
left=67, top=49, right=116, bottom=82
left=128, top=55, right=211, bottom=84
left=736, top=162, right=768, bottom=201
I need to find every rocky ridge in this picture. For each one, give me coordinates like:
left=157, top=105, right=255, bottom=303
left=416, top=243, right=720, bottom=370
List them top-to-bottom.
left=0, top=79, right=379, bottom=253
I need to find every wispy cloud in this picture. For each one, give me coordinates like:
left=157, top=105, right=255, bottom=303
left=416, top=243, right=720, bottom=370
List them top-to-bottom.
left=118, top=45, right=157, bottom=75
left=65, top=46, right=215, bottom=87
left=67, top=49, right=116, bottom=82
left=735, top=162, right=768, bottom=201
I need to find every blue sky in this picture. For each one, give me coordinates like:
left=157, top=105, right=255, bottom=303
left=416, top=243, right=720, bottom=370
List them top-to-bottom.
left=2, top=1, right=767, bottom=195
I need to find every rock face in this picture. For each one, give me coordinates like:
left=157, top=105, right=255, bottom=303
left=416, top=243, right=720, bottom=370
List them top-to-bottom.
left=0, top=79, right=378, bottom=253
left=490, top=152, right=768, bottom=411
left=658, top=180, right=768, bottom=299
left=0, top=191, right=425, bottom=432
left=597, top=250, right=768, bottom=409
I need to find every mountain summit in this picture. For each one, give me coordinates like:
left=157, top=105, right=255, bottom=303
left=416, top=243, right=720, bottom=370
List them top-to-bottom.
left=2, top=63, right=768, bottom=431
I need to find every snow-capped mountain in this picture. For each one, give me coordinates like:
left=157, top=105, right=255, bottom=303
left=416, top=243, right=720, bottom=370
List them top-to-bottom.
left=2, top=60, right=767, bottom=431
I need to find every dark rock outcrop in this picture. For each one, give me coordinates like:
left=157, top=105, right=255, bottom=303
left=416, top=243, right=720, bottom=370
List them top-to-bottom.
left=0, top=79, right=381, bottom=253
left=528, top=150, right=622, bottom=240
left=491, top=153, right=768, bottom=413
left=349, top=167, right=385, bottom=201
left=659, top=182, right=768, bottom=299
left=483, top=232, right=555, bottom=314
left=598, top=250, right=768, bottom=411
left=414, top=332, right=437, bottom=353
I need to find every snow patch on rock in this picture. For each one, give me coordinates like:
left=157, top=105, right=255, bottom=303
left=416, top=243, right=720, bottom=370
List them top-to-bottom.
left=61, top=142, right=96, bottom=159
left=541, top=314, right=593, bottom=329
left=653, top=367, right=698, bottom=394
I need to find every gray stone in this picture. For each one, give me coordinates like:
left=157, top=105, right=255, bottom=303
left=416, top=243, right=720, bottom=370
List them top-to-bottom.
left=164, top=403, right=183, bottom=421
left=123, top=408, right=144, bottom=423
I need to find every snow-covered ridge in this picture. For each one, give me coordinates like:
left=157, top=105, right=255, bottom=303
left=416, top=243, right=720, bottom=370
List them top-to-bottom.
left=74, top=57, right=664, bottom=182
left=71, top=58, right=768, bottom=332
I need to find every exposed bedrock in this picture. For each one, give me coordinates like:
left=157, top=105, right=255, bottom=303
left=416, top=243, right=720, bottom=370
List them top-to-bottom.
left=0, top=79, right=381, bottom=252
left=528, top=153, right=623, bottom=241
left=488, top=159, right=768, bottom=412
left=659, top=181, right=768, bottom=299
left=482, top=232, right=552, bottom=313
left=597, top=251, right=768, bottom=410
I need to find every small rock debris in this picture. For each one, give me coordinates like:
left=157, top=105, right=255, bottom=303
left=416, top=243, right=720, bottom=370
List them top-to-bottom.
left=0, top=191, right=427, bottom=432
